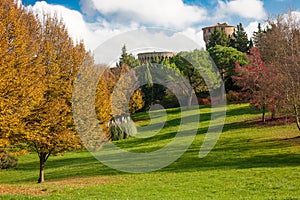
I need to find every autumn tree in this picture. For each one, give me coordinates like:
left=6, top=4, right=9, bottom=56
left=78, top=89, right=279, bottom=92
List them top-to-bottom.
left=0, top=0, right=42, bottom=149
left=257, top=12, right=300, bottom=130
left=22, top=15, right=87, bottom=183
left=234, top=48, right=279, bottom=122
left=73, top=56, right=109, bottom=153
left=110, top=65, right=144, bottom=115
left=95, top=67, right=113, bottom=134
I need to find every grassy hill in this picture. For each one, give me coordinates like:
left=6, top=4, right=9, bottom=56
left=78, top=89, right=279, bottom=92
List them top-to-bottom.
left=1, top=104, right=299, bottom=199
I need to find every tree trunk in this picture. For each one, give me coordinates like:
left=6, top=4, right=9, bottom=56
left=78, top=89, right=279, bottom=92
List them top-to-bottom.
left=220, top=81, right=225, bottom=102
left=187, top=88, right=193, bottom=110
left=262, top=105, right=266, bottom=123
left=294, top=105, right=300, bottom=131
left=271, top=110, right=276, bottom=120
left=38, top=153, right=46, bottom=183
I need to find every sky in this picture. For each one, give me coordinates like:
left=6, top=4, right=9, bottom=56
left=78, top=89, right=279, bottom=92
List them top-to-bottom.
left=21, top=0, right=300, bottom=53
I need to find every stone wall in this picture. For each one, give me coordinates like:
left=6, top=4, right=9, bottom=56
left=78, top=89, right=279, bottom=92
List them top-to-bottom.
left=138, top=52, right=177, bottom=63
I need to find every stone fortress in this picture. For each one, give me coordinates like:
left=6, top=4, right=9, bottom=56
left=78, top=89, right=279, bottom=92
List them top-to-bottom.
left=137, top=22, right=235, bottom=63
left=202, top=22, right=235, bottom=45
left=137, top=51, right=177, bottom=64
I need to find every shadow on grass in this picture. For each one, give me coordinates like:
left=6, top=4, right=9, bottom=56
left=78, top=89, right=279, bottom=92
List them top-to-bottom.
left=8, top=104, right=299, bottom=183
left=14, top=131, right=300, bottom=184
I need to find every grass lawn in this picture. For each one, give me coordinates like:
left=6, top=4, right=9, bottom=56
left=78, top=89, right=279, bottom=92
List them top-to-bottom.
left=0, top=103, right=300, bottom=199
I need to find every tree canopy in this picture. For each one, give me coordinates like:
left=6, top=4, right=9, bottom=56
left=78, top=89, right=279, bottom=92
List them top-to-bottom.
left=207, top=29, right=230, bottom=49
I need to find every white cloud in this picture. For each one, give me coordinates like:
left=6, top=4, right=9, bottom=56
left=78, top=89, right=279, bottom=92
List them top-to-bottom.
left=82, top=0, right=208, bottom=29
left=214, top=0, right=267, bottom=21
left=26, top=1, right=207, bottom=53
left=27, top=1, right=139, bottom=50
left=28, top=2, right=91, bottom=44
left=245, top=21, right=259, bottom=38
left=176, top=28, right=206, bottom=49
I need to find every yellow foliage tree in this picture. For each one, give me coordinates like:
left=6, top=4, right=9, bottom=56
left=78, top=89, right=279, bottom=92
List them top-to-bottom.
left=0, top=0, right=42, bottom=149
left=22, top=15, right=87, bottom=183
left=111, top=65, right=144, bottom=116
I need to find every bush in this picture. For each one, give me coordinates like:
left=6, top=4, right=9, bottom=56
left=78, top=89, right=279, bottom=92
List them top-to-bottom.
left=226, top=90, right=249, bottom=103
left=198, top=97, right=211, bottom=105
left=108, top=115, right=137, bottom=141
left=0, top=150, right=18, bottom=169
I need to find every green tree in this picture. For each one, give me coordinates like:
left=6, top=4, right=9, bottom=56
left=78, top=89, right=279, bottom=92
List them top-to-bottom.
left=232, top=23, right=250, bottom=53
left=252, top=23, right=266, bottom=47
left=207, top=29, right=230, bottom=49
left=118, top=45, right=140, bottom=68
left=208, top=45, right=248, bottom=92
left=171, top=50, right=221, bottom=108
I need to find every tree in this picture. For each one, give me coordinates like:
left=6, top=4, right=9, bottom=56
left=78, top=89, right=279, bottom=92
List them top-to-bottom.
left=0, top=0, right=42, bottom=149
left=257, top=12, right=300, bottom=131
left=22, top=15, right=87, bottom=183
left=232, top=23, right=250, bottom=53
left=252, top=23, right=265, bottom=47
left=207, top=29, right=230, bottom=49
left=117, top=45, right=140, bottom=68
left=208, top=45, right=248, bottom=92
left=234, top=48, right=279, bottom=122
left=170, top=49, right=221, bottom=108
left=73, top=56, right=109, bottom=153
left=110, top=65, right=144, bottom=115
left=95, top=66, right=114, bottom=139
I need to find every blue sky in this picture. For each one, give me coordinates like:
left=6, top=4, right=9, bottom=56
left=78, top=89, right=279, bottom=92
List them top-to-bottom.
left=22, top=0, right=300, bottom=50
left=23, top=0, right=300, bottom=18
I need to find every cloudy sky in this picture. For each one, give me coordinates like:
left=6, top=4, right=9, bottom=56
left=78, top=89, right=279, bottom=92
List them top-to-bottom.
left=23, top=0, right=300, bottom=52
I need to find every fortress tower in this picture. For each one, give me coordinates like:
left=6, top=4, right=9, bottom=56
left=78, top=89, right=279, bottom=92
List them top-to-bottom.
left=202, top=22, right=236, bottom=45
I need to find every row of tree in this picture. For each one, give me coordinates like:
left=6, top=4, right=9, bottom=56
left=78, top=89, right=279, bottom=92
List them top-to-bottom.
left=0, top=0, right=146, bottom=182
left=234, top=12, right=300, bottom=130
left=205, top=14, right=299, bottom=130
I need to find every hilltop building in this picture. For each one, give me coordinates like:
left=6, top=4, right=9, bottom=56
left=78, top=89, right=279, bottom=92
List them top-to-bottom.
left=202, top=22, right=236, bottom=45
left=137, top=51, right=176, bottom=63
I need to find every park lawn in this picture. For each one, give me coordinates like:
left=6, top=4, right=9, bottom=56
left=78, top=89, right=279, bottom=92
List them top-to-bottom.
left=0, top=103, right=300, bottom=199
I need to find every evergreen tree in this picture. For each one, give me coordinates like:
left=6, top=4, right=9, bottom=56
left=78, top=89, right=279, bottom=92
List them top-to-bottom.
left=232, top=23, right=250, bottom=53
left=253, top=23, right=265, bottom=47
left=207, top=29, right=230, bottom=49
left=248, top=38, right=254, bottom=50
left=118, top=45, right=140, bottom=68
left=208, top=45, right=248, bottom=92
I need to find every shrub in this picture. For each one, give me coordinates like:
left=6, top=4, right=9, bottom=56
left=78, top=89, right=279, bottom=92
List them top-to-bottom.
left=226, top=90, right=249, bottom=103
left=198, top=97, right=211, bottom=105
left=108, top=115, right=137, bottom=141
left=0, top=150, right=18, bottom=169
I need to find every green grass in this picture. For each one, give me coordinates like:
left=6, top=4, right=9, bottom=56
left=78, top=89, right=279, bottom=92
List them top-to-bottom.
left=1, top=104, right=300, bottom=199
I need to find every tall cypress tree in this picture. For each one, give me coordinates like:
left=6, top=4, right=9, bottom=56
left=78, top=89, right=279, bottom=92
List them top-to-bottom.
left=232, top=23, right=249, bottom=53
left=252, top=23, right=266, bottom=47
left=207, top=29, right=230, bottom=49
left=118, top=45, right=140, bottom=68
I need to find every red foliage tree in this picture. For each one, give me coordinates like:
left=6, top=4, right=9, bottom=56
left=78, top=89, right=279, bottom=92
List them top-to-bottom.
left=233, top=47, right=280, bottom=122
